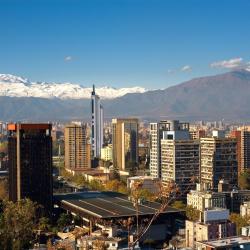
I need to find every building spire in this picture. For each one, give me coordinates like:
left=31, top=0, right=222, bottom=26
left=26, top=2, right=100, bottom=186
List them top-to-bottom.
left=92, top=84, right=95, bottom=95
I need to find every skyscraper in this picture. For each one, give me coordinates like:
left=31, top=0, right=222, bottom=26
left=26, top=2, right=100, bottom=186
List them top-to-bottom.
left=91, top=85, right=103, bottom=159
left=112, top=118, right=138, bottom=171
left=149, top=120, right=189, bottom=178
left=8, top=123, right=52, bottom=213
left=64, top=123, right=91, bottom=174
left=161, top=129, right=199, bottom=199
left=200, top=134, right=237, bottom=191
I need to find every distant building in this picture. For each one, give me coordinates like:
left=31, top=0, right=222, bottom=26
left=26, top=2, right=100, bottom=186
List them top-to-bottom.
left=91, top=85, right=104, bottom=159
left=112, top=118, right=138, bottom=171
left=149, top=120, right=189, bottom=178
left=8, top=123, right=53, bottom=213
left=65, top=123, right=91, bottom=173
left=161, top=129, right=199, bottom=199
left=189, top=129, right=206, bottom=140
left=230, top=130, right=250, bottom=173
left=200, top=134, right=237, bottom=191
left=101, top=144, right=112, bottom=161
left=127, top=176, right=160, bottom=194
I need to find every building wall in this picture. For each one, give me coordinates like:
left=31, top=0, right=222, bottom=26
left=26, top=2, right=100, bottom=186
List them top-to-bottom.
left=91, top=86, right=103, bottom=159
left=112, top=118, right=138, bottom=171
left=8, top=123, right=53, bottom=213
left=65, top=124, right=90, bottom=171
left=200, top=138, right=237, bottom=191
left=161, top=139, right=200, bottom=199
left=101, top=145, right=113, bottom=161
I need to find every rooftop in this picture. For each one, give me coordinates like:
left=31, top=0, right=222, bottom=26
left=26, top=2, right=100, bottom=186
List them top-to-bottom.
left=54, top=191, right=181, bottom=219
left=197, top=236, right=250, bottom=248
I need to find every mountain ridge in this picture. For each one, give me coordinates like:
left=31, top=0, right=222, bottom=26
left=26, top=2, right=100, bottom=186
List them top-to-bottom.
left=1, top=70, right=250, bottom=121
left=0, top=74, right=146, bottom=99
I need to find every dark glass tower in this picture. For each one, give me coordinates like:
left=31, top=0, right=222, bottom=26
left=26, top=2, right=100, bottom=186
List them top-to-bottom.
left=8, top=123, right=53, bottom=213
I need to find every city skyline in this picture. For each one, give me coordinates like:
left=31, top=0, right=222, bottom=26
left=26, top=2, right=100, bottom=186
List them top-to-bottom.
left=1, top=0, right=250, bottom=88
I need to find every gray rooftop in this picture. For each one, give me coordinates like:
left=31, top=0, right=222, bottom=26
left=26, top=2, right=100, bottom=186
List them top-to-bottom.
left=54, top=191, right=181, bottom=219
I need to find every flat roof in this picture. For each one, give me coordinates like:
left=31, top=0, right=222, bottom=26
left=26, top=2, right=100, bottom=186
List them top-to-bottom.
left=8, top=123, right=51, bottom=131
left=54, top=191, right=181, bottom=219
left=197, top=236, right=250, bottom=248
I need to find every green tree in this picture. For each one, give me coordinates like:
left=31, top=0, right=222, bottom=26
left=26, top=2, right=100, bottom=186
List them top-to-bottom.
left=239, top=171, right=250, bottom=190
left=88, top=180, right=105, bottom=191
left=0, top=199, right=37, bottom=250
left=171, top=200, right=186, bottom=210
left=186, top=205, right=200, bottom=221
left=57, top=213, right=72, bottom=230
left=230, top=213, right=250, bottom=235
left=38, top=216, right=51, bottom=231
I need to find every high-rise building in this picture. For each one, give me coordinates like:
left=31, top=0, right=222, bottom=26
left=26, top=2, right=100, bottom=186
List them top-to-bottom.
left=91, top=85, right=103, bottom=159
left=112, top=118, right=138, bottom=171
left=149, top=120, right=189, bottom=178
left=8, top=123, right=52, bottom=213
left=64, top=123, right=91, bottom=173
left=161, top=129, right=200, bottom=199
left=230, top=130, right=250, bottom=173
left=200, top=134, right=237, bottom=191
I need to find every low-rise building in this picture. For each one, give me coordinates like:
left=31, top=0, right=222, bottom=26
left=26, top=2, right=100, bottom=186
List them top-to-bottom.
left=127, top=176, right=160, bottom=194
left=187, top=184, right=226, bottom=211
left=186, top=208, right=236, bottom=248
left=196, top=236, right=250, bottom=250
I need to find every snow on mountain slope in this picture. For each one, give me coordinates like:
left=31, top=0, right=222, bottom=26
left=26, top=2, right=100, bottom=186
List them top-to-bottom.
left=0, top=74, right=146, bottom=99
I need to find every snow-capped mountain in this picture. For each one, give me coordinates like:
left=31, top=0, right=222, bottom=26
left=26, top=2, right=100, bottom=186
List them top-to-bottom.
left=0, top=74, right=146, bottom=99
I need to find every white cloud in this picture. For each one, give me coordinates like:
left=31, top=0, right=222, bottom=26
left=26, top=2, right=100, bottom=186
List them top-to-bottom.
left=64, top=56, right=73, bottom=62
left=210, top=57, right=243, bottom=69
left=181, top=65, right=192, bottom=72
left=167, top=69, right=175, bottom=74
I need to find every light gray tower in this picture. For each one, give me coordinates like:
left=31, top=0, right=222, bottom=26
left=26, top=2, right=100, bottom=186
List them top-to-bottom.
left=91, top=85, right=103, bottom=159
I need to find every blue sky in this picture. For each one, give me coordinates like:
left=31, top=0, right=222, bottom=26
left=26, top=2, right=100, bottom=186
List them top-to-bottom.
left=0, top=0, right=250, bottom=89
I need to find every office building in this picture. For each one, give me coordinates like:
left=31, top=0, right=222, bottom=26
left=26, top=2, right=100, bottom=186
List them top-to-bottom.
left=91, top=85, right=103, bottom=159
left=112, top=118, right=138, bottom=171
left=149, top=120, right=189, bottom=178
left=8, top=123, right=52, bottom=213
left=65, top=123, right=91, bottom=173
left=161, top=130, right=199, bottom=199
left=230, top=130, right=250, bottom=173
left=200, top=134, right=237, bottom=191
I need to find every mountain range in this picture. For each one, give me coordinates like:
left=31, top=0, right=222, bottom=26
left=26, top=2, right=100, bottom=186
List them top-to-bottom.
left=1, top=70, right=250, bottom=122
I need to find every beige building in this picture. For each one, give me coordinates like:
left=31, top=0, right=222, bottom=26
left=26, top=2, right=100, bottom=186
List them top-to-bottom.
left=112, top=118, right=138, bottom=171
left=64, top=124, right=91, bottom=173
left=161, top=135, right=200, bottom=199
left=200, top=136, right=237, bottom=191
left=101, top=144, right=113, bottom=161
left=187, top=184, right=226, bottom=212
left=240, top=201, right=250, bottom=217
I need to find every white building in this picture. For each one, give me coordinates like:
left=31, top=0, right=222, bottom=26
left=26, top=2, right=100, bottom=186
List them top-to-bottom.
left=149, top=120, right=189, bottom=178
